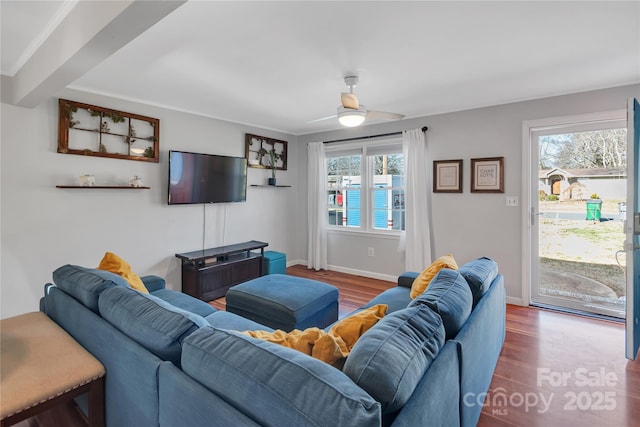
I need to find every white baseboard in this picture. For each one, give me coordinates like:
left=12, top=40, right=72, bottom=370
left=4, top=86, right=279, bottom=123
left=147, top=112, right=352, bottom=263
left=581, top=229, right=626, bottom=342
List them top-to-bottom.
left=286, top=259, right=306, bottom=268
left=290, top=259, right=396, bottom=283
left=326, top=264, right=397, bottom=283
left=329, top=265, right=397, bottom=283
left=506, top=296, right=525, bottom=306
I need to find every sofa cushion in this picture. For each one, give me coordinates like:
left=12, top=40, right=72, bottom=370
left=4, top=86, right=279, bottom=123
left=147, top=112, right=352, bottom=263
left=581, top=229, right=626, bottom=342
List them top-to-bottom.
left=98, top=251, right=148, bottom=293
left=410, top=254, right=458, bottom=298
left=458, top=257, right=499, bottom=306
left=52, top=264, right=128, bottom=313
left=409, top=268, right=473, bottom=339
left=140, top=275, right=166, bottom=293
left=98, top=286, right=206, bottom=367
left=359, top=286, right=412, bottom=315
left=151, top=288, right=216, bottom=317
left=329, top=304, right=387, bottom=350
left=343, top=305, right=446, bottom=414
left=204, top=311, right=274, bottom=332
left=181, top=327, right=381, bottom=427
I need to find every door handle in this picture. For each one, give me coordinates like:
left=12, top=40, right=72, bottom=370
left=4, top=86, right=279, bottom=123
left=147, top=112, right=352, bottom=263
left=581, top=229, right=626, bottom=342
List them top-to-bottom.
left=531, top=207, right=542, bottom=226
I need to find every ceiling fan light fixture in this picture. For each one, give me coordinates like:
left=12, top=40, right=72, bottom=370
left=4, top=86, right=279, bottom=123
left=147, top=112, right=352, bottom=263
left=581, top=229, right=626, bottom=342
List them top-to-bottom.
left=337, top=106, right=366, bottom=127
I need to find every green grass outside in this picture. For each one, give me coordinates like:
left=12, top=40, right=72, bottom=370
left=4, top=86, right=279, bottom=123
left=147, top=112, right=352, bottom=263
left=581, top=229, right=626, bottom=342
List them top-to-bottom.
left=539, top=200, right=626, bottom=299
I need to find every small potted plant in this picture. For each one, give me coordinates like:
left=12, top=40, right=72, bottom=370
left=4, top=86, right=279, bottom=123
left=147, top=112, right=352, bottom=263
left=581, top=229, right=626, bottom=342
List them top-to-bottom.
left=268, top=148, right=279, bottom=185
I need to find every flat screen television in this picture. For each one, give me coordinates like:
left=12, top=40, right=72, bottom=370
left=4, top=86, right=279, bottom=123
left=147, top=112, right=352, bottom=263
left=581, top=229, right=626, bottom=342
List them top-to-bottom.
left=168, top=150, right=247, bottom=204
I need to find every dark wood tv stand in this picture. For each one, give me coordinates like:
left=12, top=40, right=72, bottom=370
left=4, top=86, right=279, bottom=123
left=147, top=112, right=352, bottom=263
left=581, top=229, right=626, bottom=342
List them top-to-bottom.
left=175, top=240, right=268, bottom=301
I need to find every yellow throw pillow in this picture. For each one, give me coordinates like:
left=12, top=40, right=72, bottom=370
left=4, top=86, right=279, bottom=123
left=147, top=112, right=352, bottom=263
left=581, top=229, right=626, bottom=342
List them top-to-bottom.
left=98, top=252, right=148, bottom=294
left=410, top=254, right=458, bottom=298
left=243, top=304, right=388, bottom=367
left=328, top=304, right=388, bottom=350
left=244, top=328, right=349, bottom=367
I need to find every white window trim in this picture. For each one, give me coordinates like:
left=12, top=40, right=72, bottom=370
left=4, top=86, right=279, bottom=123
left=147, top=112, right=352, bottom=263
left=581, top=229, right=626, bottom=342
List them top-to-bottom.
left=325, top=136, right=404, bottom=235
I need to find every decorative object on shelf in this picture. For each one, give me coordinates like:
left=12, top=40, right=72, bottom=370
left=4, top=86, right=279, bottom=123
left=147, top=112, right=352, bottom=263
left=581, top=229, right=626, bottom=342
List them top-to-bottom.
left=58, top=99, right=160, bottom=163
left=245, top=133, right=287, bottom=171
left=268, top=148, right=278, bottom=185
left=471, top=157, right=504, bottom=193
left=433, top=160, right=463, bottom=193
left=78, top=174, right=96, bottom=187
left=129, top=175, right=144, bottom=187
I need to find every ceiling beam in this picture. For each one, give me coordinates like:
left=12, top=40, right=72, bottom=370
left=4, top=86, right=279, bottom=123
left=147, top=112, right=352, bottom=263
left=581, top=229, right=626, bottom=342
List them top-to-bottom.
left=2, top=0, right=186, bottom=107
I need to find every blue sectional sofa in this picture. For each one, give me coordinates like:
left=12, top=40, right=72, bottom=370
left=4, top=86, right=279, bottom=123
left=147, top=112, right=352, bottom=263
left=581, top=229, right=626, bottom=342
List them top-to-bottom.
left=41, top=257, right=505, bottom=427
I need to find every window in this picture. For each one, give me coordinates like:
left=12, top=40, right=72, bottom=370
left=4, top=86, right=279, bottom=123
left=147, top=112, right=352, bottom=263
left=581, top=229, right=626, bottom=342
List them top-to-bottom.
left=326, top=139, right=405, bottom=232
left=370, top=151, right=405, bottom=231
left=327, top=153, right=361, bottom=227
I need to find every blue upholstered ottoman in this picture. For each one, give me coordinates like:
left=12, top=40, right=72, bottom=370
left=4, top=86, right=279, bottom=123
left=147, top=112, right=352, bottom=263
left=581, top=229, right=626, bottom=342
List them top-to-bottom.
left=225, top=274, right=339, bottom=331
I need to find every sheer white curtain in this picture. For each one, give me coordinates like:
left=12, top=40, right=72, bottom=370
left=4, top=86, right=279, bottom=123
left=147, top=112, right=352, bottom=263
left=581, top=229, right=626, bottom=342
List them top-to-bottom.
left=401, top=129, right=432, bottom=271
left=307, top=142, right=328, bottom=270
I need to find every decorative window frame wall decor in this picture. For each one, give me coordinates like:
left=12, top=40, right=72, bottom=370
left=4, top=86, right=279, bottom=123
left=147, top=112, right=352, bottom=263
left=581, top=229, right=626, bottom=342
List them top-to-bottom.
left=58, top=99, right=160, bottom=163
left=245, top=133, right=287, bottom=171
left=471, top=157, right=504, bottom=193
left=433, top=159, right=463, bottom=193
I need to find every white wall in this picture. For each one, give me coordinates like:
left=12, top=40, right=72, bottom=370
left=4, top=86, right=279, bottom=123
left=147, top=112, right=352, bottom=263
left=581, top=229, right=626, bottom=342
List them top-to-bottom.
left=3, top=84, right=638, bottom=318
left=296, top=84, right=640, bottom=304
left=1, top=89, right=298, bottom=318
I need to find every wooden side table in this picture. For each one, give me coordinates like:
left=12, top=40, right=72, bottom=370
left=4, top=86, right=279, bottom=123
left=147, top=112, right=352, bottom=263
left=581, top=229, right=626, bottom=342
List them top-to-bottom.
left=0, top=312, right=105, bottom=427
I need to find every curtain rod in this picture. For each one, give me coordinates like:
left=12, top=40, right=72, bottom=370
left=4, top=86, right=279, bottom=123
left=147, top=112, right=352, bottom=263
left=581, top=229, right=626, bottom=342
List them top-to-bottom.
left=323, top=126, right=428, bottom=144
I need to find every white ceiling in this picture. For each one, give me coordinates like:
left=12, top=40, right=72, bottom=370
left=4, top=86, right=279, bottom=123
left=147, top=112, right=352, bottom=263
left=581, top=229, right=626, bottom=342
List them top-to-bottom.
left=2, top=1, right=639, bottom=135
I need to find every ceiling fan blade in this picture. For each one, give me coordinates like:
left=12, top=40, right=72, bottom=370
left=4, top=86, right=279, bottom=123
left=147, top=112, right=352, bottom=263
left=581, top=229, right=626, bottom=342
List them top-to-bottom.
left=341, top=92, right=360, bottom=110
left=366, top=110, right=405, bottom=121
left=307, top=113, right=337, bottom=124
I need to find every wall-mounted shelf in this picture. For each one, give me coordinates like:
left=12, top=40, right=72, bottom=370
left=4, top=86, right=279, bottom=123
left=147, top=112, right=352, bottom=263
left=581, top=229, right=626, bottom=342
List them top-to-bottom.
left=56, top=185, right=150, bottom=189
left=250, top=185, right=291, bottom=188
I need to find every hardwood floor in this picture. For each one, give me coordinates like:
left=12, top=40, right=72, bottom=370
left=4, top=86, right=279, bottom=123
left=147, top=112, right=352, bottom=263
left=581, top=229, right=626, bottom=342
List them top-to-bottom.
left=27, top=265, right=639, bottom=426
left=213, top=265, right=640, bottom=427
left=478, top=305, right=640, bottom=426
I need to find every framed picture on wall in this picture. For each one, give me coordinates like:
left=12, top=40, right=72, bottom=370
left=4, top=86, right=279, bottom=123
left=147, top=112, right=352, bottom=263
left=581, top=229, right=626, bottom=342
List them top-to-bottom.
left=245, top=133, right=288, bottom=170
left=471, top=157, right=504, bottom=193
left=433, top=160, right=463, bottom=193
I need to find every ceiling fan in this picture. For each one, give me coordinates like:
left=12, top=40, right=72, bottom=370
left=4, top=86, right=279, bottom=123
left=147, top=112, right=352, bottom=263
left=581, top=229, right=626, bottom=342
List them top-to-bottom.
left=310, top=76, right=405, bottom=127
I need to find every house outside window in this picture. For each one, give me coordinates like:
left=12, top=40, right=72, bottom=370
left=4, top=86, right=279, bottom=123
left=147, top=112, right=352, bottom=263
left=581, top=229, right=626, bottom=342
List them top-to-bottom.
left=326, top=139, right=405, bottom=233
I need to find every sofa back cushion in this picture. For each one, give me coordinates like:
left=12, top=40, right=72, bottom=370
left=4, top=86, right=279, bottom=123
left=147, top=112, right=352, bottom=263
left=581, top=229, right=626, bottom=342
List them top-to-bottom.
left=410, top=254, right=458, bottom=298
left=458, top=257, right=499, bottom=306
left=53, top=264, right=129, bottom=313
left=409, top=268, right=473, bottom=339
left=98, top=286, right=206, bottom=366
left=342, top=305, right=446, bottom=414
left=181, top=327, right=381, bottom=427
